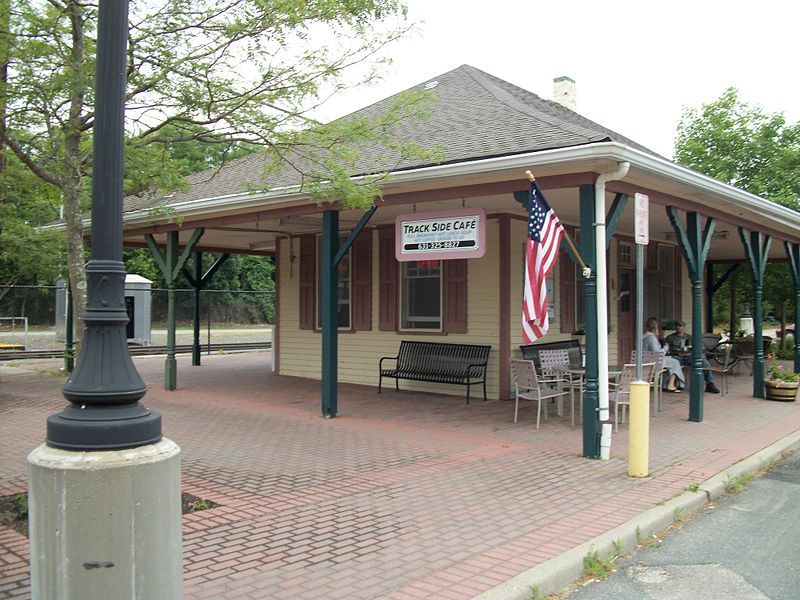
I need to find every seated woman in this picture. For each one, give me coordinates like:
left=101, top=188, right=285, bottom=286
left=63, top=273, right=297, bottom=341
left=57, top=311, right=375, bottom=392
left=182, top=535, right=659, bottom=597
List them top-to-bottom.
left=643, top=317, right=686, bottom=392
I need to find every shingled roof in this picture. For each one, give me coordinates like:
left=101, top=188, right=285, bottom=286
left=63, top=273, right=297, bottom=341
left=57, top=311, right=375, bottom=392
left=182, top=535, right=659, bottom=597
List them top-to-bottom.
left=124, top=64, right=659, bottom=214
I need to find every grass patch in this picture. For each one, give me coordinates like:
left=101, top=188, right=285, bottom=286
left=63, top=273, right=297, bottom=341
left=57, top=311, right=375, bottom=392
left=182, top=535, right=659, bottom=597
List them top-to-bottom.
left=724, top=472, right=754, bottom=493
left=686, top=483, right=700, bottom=493
left=582, top=549, right=615, bottom=579
left=529, top=585, right=545, bottom=600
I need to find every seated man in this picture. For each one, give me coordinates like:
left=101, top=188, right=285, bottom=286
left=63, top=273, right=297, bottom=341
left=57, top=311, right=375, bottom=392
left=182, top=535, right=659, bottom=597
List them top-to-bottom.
left=665, top=320, right=720, bottom=393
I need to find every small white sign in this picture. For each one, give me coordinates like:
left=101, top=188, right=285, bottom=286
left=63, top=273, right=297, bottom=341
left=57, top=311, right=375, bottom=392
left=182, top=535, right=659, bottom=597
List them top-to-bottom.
left=634, top=193, right=649, bottom=245
left=395, top=208, right=486, bottom=261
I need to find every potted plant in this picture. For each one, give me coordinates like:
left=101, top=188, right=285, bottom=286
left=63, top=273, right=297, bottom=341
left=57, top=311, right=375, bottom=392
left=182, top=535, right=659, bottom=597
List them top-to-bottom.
left=764, top=354, right=799, bottom=401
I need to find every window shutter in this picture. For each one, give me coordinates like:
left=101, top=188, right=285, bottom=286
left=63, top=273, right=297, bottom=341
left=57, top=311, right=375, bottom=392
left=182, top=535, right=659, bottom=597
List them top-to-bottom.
left=560, top=226, right=576, bottom=334
left=378, top=227, right=398, bottom=331
left=352, top=232, right=372, bottom=331
left=298, top=235, right=315, bottom=330
left=675, top=250, right=683, bottom=324
left=443, top=259, right=467, bottom=334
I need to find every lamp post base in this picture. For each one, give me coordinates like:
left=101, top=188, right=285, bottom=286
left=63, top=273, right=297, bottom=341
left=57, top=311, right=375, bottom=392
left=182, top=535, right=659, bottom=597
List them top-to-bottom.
left=28, top=439, right=183, bottom=599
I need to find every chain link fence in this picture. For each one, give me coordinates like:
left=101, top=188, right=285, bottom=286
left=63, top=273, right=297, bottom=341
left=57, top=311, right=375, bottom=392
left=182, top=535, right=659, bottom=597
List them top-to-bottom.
left=0, top=285, right=274, bottom=353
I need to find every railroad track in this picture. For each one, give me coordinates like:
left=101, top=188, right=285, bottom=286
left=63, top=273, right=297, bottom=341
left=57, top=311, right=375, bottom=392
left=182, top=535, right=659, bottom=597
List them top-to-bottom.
left=0, top=341, right=271, bottom=361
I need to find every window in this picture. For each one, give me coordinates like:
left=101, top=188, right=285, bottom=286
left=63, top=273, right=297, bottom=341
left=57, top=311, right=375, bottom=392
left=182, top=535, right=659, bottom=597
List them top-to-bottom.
left=316, top=236, right=351, bottom=329
left=619, top=242, right=632, bottom=266
left=644, top=244, right=676, bottom=324
left=401, top=260, right=441, bottom=330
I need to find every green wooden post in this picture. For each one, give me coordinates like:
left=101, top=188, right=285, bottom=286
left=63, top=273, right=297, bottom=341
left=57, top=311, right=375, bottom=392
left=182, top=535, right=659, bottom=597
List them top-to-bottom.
left=579, top=184, right=599, bottom=457
left=605, top=193, right=628, bottom=248
left=667, top=208, right=715, bottom=422
left=321, top=210, right=339, bottom=418
left=146, top=228, right=204, bottom=390
left=739, top=228, right=771, bottom=398
left=165, top=231, right=178, bottom=390
left=785, top=242, right=800, bottom=374
left=182, top=251, right=230, bottom=367
left=192, top=251, right=202, bottom=366
left=705, top=263, right=714, bottom=333
left=706, top=263, right=740, bottom=335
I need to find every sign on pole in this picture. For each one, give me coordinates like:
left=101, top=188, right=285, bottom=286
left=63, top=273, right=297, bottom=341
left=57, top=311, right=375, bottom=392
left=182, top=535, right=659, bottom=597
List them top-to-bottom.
left=634, top=193, right=649, bottom=245
left=634, top=193, right=649, bottom=381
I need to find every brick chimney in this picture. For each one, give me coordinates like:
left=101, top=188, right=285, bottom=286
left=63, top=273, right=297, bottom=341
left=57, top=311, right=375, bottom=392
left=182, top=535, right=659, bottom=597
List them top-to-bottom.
left=553, top=76, right=576, bottom=111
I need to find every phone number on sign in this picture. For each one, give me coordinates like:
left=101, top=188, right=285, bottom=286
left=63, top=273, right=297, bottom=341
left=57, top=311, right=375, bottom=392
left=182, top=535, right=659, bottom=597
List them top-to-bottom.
left=417, top=241, right=460, bottom=250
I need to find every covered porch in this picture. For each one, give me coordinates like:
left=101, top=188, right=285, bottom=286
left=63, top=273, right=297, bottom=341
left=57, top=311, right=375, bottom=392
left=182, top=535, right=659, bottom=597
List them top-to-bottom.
left=110, top=65, right=800, bottom=459
left=2, top=351, right=800, bottom=598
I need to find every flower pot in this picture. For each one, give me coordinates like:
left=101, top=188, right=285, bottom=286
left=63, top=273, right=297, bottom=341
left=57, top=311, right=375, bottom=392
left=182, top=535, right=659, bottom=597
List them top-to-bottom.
left=764, top=380, right=799, bottom=402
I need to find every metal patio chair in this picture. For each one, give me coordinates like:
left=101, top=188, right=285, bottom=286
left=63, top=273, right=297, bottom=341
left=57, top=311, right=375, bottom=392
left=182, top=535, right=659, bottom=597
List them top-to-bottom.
left=706, top=344, right=733, bottom=396
left=538, top=348, right=579, bottom=426
left=631, top=350, right=667, bottom=414
left=510, top=359, right=570, bottom=428
left=610, top=362, right=655, bottom=432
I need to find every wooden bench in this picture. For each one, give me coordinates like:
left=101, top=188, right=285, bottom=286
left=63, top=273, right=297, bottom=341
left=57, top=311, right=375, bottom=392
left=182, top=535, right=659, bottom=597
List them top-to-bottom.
left=520, top=339, right=583, bottom=372
left=378, top=341, right=491, bottom=404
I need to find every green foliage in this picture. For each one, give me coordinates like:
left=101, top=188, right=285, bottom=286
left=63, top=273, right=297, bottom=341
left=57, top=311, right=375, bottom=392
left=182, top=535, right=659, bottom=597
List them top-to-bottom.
left=2, top=0, right=427, bottom=314
left=263, top=88, right=444, bottom=206
left=675, top=88, right=800, bottom=210
left=676, top=91, right=800, bottom=327
left=0, top=153, right=65, bottom=286
left=123, top=249, right=163, bottom=286
left=766, top=353, right=798, bottom=383
left=724, top=472, right=754, bottom=493
left=13, top=492, right=28, bottom=518
left=188, top=499, right=211, bottom=513
left=582, top=549, right=615, bottom=579
left=529, top=585, right=545, bottom=600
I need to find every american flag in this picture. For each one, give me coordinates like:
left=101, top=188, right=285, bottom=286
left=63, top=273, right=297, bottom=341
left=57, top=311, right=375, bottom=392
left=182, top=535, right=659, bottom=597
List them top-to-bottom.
left=522, top=180, right=564, bottom=343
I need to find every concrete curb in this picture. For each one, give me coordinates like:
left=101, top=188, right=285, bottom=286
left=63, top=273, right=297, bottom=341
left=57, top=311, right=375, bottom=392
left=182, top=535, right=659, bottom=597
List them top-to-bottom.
left=475, top=428, right=800, bottom=600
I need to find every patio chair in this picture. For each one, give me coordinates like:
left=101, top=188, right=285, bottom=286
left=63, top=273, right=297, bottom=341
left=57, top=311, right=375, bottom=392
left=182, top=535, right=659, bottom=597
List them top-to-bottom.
left=706, top=344, right=733, bottom=396
left=538, top=349, right=579, bottom=426
left=631, top=350, right=666, bottom=414
left=510, top=359, right=570, bottom=428
left=610, top=362, right=655, bottom=432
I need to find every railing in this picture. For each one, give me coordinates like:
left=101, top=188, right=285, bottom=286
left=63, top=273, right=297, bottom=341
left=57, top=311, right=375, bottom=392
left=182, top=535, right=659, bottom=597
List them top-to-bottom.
left=0, top=285, right=274, bottom=355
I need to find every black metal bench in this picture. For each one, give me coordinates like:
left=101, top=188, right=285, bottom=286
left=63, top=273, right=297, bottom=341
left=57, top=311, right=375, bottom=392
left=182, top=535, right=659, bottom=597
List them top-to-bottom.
left=520, top=339, right=583, bottom=371
left=378, top=341, right=491, bottom=404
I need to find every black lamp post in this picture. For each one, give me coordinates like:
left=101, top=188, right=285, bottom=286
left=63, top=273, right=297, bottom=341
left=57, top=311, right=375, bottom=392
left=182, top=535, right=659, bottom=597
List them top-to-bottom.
left=46, top=0, right=161, bottom=450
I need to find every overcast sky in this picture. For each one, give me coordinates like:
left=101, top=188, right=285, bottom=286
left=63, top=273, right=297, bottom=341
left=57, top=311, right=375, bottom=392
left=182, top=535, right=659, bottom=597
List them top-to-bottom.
left=315, top=0, right=798, bottom=159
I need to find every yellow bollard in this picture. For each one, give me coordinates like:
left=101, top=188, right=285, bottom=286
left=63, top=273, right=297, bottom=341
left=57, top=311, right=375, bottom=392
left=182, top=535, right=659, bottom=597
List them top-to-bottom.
left=628, top=381, right=650, bottom=477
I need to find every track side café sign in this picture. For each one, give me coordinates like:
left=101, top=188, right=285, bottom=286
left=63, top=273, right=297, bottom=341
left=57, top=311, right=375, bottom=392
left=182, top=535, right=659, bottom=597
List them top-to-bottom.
left=395, top=208, right=486, bottom=261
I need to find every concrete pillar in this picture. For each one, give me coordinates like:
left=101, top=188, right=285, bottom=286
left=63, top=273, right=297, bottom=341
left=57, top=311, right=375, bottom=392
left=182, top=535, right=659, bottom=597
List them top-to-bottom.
left=28, top=439, right=182, bottom=599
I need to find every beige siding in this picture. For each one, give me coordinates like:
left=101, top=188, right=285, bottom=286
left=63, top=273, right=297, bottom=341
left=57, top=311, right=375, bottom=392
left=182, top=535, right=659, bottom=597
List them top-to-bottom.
left=278, top=222, right=503, bottom=398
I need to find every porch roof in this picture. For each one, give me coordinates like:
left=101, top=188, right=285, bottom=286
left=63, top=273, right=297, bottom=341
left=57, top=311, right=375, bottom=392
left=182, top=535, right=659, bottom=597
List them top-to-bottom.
left=102, top=65, right=800, bottom=257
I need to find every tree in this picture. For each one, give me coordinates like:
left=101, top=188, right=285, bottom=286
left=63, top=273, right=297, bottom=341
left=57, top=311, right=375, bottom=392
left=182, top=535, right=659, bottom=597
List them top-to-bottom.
left=2, top=0, right=432, bottom=345
left=674, top=88, right=800, bottom=332
left=675, top=88, right=800, bottom=209
left=0, top=151, right=64, bottom=297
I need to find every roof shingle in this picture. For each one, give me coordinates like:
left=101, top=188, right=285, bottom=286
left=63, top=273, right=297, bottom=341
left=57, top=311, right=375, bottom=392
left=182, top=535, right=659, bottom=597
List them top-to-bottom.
left=124, top=64, right=659, bottom=214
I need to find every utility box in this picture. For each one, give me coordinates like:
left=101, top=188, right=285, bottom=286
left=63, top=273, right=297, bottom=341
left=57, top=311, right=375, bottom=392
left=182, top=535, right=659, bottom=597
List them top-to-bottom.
left=55, top=274, right=152, bottom=345
left=124, top=274, right=152, bottom=346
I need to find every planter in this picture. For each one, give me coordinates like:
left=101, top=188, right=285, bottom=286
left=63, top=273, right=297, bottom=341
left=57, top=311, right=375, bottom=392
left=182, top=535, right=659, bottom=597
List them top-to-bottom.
left=764, top=380, right=799, bottom=402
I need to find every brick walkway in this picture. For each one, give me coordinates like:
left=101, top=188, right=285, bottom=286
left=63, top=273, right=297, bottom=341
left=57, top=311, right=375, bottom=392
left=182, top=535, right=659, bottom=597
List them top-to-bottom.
left=2, top=353, right=800, bottom=599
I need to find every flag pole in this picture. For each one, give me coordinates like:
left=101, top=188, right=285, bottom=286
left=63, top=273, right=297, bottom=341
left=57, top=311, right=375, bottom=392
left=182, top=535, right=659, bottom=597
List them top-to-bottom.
left=526, top=170, right=591, bottom=278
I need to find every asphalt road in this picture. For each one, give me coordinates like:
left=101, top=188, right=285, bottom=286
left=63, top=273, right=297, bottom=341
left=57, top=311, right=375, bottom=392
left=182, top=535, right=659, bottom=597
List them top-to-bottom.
left=565, top=451, right=800, bottom=599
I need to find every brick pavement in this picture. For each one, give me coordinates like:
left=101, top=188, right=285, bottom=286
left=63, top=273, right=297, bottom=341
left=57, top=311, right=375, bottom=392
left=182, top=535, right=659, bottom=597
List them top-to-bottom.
left=2, top=353, right=800, bottom=599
